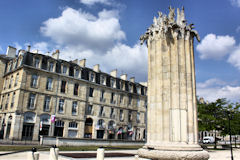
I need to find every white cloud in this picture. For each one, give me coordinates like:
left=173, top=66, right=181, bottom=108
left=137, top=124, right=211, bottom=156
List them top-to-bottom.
left=80, top=0, right=111, bottom=6
left=230, top=0, right=240, bottom=7
left=40, top=7, right=147, bottom=81
left=40, top=8, right=125, bottom=54
left=236, top=26, right=240, bottom=33
left=196, top=34, right=236, bottom=60
left=14, top=42, right=23, bottom=50
left=31, top=42, right=49, bottom=54
left=60, top=43, right=148, bottom=81
left=0, top=45, right=3, bottom=53
left=227, top=45, right=240, bottom=70
left=197, top=78, right=240, bottom=102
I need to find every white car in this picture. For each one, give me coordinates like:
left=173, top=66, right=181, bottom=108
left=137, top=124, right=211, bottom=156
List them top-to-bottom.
left=203, top=136, right=215, bottom=144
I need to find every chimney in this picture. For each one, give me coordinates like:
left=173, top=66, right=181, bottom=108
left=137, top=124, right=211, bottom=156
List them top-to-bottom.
left=27, top=45, right=31, bottom=52
left=6, top=46, right=16, bottom=58
left=18, top=49, right=26, bottom=56
left=52, top=49, right=60, bottom=59
left=72, top=59, right=78, bottom=64
left=79, top=59, right=86, bottom=67
left=93, top=64, right=100, bottom=72
left=110, top=69, right=117, bottom=78
left=120, top=74, right=127, bottom=80
left=130, top=77, right=135, bottom=83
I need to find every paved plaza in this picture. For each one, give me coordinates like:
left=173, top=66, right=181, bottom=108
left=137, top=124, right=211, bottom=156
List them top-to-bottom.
left=0, top=149, right=239, bottom=160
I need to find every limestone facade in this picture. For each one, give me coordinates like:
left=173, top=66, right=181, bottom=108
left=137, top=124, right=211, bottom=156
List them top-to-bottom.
left=0, top=47, right=147, bottom=141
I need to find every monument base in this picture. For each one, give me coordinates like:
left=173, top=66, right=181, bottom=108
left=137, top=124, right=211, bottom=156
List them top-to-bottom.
left=138, top=145, right=209, bottom=160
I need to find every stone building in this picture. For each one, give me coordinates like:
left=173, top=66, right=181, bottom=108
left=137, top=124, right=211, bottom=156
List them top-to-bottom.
left=0, top=46, right=147, bottom=141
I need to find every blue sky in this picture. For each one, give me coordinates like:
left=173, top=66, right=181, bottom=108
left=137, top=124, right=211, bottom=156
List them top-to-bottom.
left=1, top=0, right=240, bottom=102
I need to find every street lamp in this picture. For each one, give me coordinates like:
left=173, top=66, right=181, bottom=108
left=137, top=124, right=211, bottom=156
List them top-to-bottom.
left=226, top=109, right=234, bottom=160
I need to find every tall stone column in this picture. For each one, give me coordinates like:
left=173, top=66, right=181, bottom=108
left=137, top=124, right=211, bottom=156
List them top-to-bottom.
left=138, top=7, right=209, bottom=160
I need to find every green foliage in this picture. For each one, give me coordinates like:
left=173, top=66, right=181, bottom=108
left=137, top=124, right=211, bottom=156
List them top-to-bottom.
left=197, top=98, right=240, bottom=136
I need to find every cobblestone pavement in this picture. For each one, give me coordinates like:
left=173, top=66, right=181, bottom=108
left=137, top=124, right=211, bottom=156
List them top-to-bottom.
left=0, top=149, right=239, bottom=160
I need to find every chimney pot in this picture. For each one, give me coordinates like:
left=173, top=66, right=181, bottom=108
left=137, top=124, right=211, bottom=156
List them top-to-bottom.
left=79, top=59, right=86, bottom=67
left=93, top=64, right=100, bottom=72
left=110, top=69, right=117, bottom=77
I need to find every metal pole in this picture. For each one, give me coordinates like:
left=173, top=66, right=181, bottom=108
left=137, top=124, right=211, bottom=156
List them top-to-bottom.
left=228, top=116, right=234, bottom=160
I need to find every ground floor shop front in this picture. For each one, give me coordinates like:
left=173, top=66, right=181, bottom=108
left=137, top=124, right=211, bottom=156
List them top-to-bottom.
left=0, top=112, right=145, bottom=142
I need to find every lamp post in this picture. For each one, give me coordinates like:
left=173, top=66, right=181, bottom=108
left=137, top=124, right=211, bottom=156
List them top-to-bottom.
left=226, top=109, right=234, bottom=160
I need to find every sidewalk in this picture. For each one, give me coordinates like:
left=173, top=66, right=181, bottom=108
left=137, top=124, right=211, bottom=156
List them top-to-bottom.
left=0, top=149, right=239, bottom=160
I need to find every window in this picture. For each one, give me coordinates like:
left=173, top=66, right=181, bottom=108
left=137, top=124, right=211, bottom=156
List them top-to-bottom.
left=18, top=57, right=23, bottom=67
left=34, top=57, right=40, bottom=68
left=13, top=60, right=17, bottom=69
left=48, top=62, right=54, bottom=72
left=62, top=65, right=67, bottom=74
left=75, top=69, right=79, bottom=78
left=89, top=72, right=95, bottom=82
left=15, top=73, right=19, bottom=86
left=31, top=74, right=38, bottom=88
left=100, top=75, right=105, bottom=85
left=9, top=76, right=13, bottom=88
left=46, top=77, right=53, bottom=90
left=4, top=78, right=8, bottom=89
left=110, top=78, right=115, bottom=88
left=61, top=80, right=66, bottom=93
left=120, top=81, right=124, bottom=90
left=74, top=83, right=79, bottom=95
left=129, top=84, right=133, bottom=92
left=89, top=87, right=94, bottom=97
left=137, top=87, right=141, bottom=94
left=100, top=90, right=105, bottom=102
left=11, top=92, right=15, bottom=108
left=111, top=92, right=115, bottom=104
left=28, top=93, right=36, bottom=109
left=5, top=94, right=9, bottom=109
left=120, top=94, right=123, bottom=104
left=0, top=95, right=3, bottom=109
left=44, top=96, right=51, bottom=111
left=128, top=96, right=132, bottom=105
left=137, top=98, right=140, bottom=107
left=58, top=99, right=64, bottom=113
left=144, top=100, right=147, bottom=108
left=72, top=101, right=77, bottom=115
left=86, top=105, right=92, bottom=115
left=99, top=106, right=104, bottom=116
left=110, top=108, right=114, bottom=118
left=119, top=110, right=124, bottom=121
left=128, top=111, right=132, bottom=122
left=137, top=112, right=140, bottom=123
left=69, top=122, right=78, bottom=128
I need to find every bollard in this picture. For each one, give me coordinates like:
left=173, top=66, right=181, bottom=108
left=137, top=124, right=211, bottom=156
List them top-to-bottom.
left=49, top=145, right=59, bottom=160
left=27, top=147, right=39, bottom=160
left=96, top=147, right=105, bottom=160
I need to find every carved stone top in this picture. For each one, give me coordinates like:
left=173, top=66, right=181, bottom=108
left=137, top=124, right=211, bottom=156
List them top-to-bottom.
left=140, top=6, right=200, bottom=45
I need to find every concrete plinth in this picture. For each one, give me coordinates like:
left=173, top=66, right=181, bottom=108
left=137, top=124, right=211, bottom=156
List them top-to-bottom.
left=138, top=148, right=209, bottom=160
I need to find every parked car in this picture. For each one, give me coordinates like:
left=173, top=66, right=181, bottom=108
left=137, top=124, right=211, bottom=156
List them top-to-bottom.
left=203, top=136, right=215, bottom=144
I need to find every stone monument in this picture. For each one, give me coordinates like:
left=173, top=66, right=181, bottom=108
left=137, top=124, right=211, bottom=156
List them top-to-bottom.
left=138, top=7, right=209, bottom=160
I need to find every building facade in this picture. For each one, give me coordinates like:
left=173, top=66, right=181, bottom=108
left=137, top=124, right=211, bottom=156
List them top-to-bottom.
left=0, top=46, right=147, bottom=141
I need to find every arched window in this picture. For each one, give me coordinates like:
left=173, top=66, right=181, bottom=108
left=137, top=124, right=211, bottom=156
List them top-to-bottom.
left=24, top=112, right=36, bottom=123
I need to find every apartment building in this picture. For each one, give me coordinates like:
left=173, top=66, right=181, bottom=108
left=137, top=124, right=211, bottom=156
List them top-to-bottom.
left=0, top=46, right=147, bottom=141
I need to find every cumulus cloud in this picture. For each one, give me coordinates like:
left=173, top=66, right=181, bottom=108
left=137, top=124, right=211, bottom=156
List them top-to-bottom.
left=80, top=0, right=111, bottom=6
left=230, top=0, right=240, bottom=7
left=40, top=7, right=147, bottom=81
left=41, top=8, right=125, bottom=54
left=236, top=26, right=240, bottom=33
left=196, top=34, right=236, bottom=60
left=31, top=42, right=49, bottom=54
left=60, top=43, right=148, bottom=81
left=0, top=45, right=3, bottom=53
left=227, top=45, right=240, bottom=70
left=197, top=78, right=240, bottom=102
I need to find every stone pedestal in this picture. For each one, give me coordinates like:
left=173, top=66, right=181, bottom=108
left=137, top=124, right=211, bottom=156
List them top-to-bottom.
left=138, top=7, right=209, bottom=160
